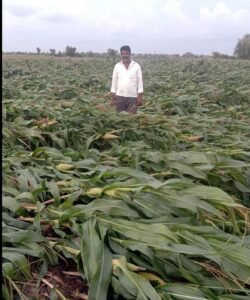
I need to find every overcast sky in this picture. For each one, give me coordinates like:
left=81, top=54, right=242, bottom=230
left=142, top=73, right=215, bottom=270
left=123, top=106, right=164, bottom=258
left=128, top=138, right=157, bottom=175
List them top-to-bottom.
left=3, top=0, right=250, bottom=55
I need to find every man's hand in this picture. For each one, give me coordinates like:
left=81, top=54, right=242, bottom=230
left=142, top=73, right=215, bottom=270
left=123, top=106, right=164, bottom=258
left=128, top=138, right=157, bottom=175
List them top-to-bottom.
left=110, top=93, right=116, bottom=106
left=137, top=93, right=143, bottom=106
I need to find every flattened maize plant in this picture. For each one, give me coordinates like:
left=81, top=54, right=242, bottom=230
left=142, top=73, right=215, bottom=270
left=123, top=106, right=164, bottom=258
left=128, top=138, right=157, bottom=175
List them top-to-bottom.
left=2, top=54, right=250, bottom=299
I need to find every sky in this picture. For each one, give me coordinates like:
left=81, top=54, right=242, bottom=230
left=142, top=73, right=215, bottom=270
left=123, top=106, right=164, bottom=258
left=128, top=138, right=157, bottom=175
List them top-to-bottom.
left=3, top=0, right=250, bottom=55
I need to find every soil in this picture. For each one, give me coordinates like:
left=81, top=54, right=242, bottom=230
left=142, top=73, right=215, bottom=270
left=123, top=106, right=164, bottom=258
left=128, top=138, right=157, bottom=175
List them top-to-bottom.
left=22, top=259, right=88, bottom=299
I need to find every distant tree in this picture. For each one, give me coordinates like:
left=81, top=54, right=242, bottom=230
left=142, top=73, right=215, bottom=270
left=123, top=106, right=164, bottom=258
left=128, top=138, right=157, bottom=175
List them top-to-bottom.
left=234, top=34, right=250, bottom=59
left=65, top=46, right=77, bottom=57
left=36, top=47, right=41, bottom=55
left=107, top=48, right=118, bottom=62
left=49, top=49, right=56, bottom=56
left=86, top=51, right=94, bottom=57
left=212, top=51, right=222, bottom=58
left=212, top=51, right=233, bottom=59
left=75, top=52, right=82, bottom=57
left=183, top=52, right=195, bottom=58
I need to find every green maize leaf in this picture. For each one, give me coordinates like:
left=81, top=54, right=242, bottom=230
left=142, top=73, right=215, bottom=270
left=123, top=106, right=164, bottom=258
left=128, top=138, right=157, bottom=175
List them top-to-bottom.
left=43, top=132, right=66, bottom=148
left=86, top=133, right=102, bottom=149
left=31, top=146, right=66, bottom=159
left=166, top=151, right=214, bottom=165
left=75, top=158, right=98, bottom=166
left=217, top=159, right=250, bottom=169
left=167, top=162, right=207, bottom=179
left=103, top=167, right=162, bottom=182
left=53, top=169, right=75, bottom=180
left=46, top=181, right=60, bottom=203
left=234, top=181, right=250, bottom=193
left=2, top=185, right=20, bottom=197
left=182, top=185, right=238, bottom=206
left=144, top=189, right=224, bottom=217
left=15, top=192, right=36, bottom=202
left=2, top=196, right=21, bottom=212
left=131, top=197, right=177, bottom=218
left=59, top=199, right=140, bottom=224
left=2, top=212, right=34, bottom=230
left=138, top=215, right=194, bottom=225
left=80, top=217, right=112, bottom=300
left=80, top=217, right=102, bottom=281
left=99, top=217, right=179, bottom=244
left=172, top=225, right=243, bottom=244
left=2, top=230, right=45, bottom=244
left=176, top=230, right=217, bottom=250
left=110, top=237, right=155, bottom=260
left=88, top=242, right=112, bottom=300
left=154, top=243, right=215, bottom=256
left=2, top=244, right=45, bottom=258
left=216, top=244, right=250, bottom=267
left=2, top=253, right=31, bottom=280
left=112, top=256, right=161, bottom=300
left=220, top=257, right=250, bottom=283
left=2, top=262, right=19, bottom=280
left=157, top=283, right=218, bottom=300
left=219, top=296, right=250, bottom=300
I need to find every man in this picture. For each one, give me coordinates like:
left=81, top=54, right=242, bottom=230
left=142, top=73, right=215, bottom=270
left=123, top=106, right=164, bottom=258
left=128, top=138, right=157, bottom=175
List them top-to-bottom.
left=110, top=45, right=143, bottom=114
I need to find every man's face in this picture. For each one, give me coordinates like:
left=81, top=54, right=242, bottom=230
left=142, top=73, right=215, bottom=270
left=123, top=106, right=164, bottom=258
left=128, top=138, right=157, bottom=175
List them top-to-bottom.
left=121, top=50, right=131, bottom=63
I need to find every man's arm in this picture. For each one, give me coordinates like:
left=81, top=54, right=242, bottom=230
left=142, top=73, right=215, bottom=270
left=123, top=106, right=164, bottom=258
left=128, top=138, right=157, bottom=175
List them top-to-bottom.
left=110, top=65, right=118, bottom=105
left=137, top=66, right=143, bottom=106
left=110, top=93, right=116, bottom=105
left=137, top=93, right=143, bottom=106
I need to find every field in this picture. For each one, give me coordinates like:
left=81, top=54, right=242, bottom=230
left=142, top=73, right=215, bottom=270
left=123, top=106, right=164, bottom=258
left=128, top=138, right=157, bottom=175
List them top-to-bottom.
left=2, top=54, right=250, bottom=300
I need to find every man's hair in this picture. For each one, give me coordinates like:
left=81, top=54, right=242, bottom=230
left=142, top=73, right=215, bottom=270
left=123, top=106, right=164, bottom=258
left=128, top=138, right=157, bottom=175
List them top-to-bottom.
left=120, top=45, right=131, bottom=53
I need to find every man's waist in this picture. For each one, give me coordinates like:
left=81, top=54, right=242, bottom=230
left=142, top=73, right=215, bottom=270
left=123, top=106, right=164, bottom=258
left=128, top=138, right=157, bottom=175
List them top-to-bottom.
left=116, top=89, right=138, bottom=95
left=116, top=96, right=137, bottom=100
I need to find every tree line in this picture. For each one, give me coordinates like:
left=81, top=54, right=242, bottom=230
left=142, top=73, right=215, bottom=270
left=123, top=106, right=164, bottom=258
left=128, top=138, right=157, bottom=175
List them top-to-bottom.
left=3, top=34, right=250, bottom=59
left=4, top=46, right=118, bottom=59
left=33, top=46, right=118, bottom=59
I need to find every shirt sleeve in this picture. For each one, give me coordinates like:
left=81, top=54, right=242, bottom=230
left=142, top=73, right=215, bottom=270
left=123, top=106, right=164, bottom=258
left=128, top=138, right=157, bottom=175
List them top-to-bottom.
left=111, top=64, right=118, bottom=93
left=137, top=65, right=143, bottom=93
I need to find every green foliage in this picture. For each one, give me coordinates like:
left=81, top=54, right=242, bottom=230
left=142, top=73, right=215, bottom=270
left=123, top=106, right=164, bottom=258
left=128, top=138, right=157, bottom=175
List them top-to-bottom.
left=234, top=34, right=250, bottom=59
left=65, top=45, right=77, bottom=57
left=107, top=48, right=118, bottom=61
left=49, top=49, right=56, bottom=56
left=2, top=55, right=250, bottom=299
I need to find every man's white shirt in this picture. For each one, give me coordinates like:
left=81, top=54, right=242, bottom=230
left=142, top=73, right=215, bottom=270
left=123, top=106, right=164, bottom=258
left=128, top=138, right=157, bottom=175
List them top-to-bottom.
left=111, top=60, right=143, bottom=97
